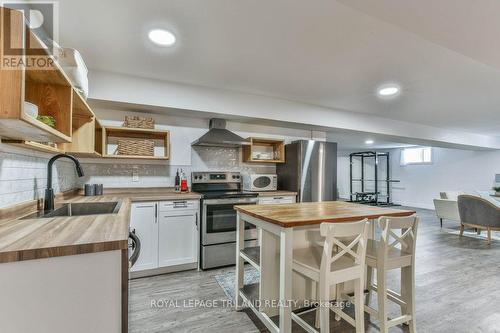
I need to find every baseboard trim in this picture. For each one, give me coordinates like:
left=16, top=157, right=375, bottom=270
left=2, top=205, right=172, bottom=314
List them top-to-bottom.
left=130, top=262, right=198, bottom=279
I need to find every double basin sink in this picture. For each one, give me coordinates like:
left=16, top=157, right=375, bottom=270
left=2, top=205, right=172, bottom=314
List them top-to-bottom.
left=22, top=201, right=122, bottom=219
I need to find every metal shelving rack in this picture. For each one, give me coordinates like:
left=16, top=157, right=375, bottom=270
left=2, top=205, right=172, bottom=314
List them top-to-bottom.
left=349, top=151, right=400, bottom=206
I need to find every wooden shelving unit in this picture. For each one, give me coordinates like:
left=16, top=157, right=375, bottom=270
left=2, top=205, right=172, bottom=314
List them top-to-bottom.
left=0, top=7, right=73, bottom=143
left=0, top=8, right=174, bottom=162
left=59, top=91, right=102, bottom=157
left=102, top=126, right=170, bottom=160
left=242, top=137, right=285, bottom=163
left=0, top=140, right=62, bottom=153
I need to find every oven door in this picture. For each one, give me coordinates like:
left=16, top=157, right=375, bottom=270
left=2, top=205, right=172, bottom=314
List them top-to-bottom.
left=202, top=197, right=258, bottom=245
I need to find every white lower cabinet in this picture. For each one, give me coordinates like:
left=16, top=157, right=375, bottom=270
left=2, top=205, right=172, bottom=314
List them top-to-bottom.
left=258, top=195, right=296, bottom=205
left=130, top=200, right=199, bottom=274
left=130, top=202, right=158, bottom=272
left=158, top=210, right=198, bottom=267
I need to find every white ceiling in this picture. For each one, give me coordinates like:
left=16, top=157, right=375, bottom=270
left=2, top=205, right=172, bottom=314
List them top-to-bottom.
left=57, top=0, right=500, bottom=137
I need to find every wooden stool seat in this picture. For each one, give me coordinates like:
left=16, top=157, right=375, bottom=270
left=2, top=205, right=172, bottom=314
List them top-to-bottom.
left=291, top=219, right=370, bottom=333
left=365, top=239, right=413, bottom=270
left=294, top=247, right=361, bottom=281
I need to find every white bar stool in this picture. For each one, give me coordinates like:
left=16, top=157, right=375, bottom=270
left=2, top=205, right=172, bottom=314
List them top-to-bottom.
left=364, top=214, right=419, bottom=333
left=291, top=219, right=369, bottom=333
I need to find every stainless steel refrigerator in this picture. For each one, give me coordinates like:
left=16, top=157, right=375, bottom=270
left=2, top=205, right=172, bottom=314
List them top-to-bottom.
left=276, top=140, right=337, bottom=202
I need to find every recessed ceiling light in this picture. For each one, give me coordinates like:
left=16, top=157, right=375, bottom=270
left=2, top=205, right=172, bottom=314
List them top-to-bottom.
left=148, top=29, right=176, bottom=46
left=377, top=84, right=400, bottom=98
left=365, top=139, right=374, bottom=145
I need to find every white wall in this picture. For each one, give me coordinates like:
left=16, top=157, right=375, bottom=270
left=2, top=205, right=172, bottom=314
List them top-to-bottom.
left=338, top=147, right=500, bottom=209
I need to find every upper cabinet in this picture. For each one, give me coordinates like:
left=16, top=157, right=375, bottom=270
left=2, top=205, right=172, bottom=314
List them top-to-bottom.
left=0, top=7, right=73, bottom=143
left=60, top=96, right=102, bottom=157
left=102, top=126, right=170, bottom=160
left=242, top=137, right=285, bottom=163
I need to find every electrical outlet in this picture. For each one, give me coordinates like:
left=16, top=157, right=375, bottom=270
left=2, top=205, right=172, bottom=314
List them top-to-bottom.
left=132, top=170, right=139, bottom=182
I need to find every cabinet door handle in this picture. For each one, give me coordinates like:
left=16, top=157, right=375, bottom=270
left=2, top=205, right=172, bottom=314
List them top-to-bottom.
left=274, top=196, right=284, bottom=200
left=155, top=203, right=158, bottom=222
left=195, top=214, right=198, bottom=230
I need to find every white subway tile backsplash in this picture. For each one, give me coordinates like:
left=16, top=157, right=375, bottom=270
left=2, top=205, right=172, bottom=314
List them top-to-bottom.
left=0, top=143, right=275, bottom=208
left=77, top=146, right=275, bottom=190
left=0, top=150, right=80, bottom=208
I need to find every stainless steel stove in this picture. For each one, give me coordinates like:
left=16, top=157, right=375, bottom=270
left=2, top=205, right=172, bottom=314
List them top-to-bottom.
left=192, top=171, right=258, bottom=269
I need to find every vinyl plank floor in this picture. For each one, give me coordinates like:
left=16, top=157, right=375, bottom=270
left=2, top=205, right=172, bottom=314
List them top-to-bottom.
left=129, top=207, right=500, bottom=333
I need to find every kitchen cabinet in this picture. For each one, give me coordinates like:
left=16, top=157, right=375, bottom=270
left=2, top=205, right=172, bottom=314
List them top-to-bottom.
left=102, top=126, right=170, bottom=160
left=242, top=137, right=285, bottom=163
left=258, top=195, right=296, bottom=205
left=130, top=200, right=199, bottom=275
left=130, top=202, right=158, bottom=272
left=158, top=208, right=198, bottom=267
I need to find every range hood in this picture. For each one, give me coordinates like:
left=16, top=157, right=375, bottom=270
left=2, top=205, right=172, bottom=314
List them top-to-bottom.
left=191, top=118, right=249, bottom=148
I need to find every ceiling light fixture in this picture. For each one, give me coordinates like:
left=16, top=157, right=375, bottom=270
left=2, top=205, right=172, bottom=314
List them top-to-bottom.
left=148, top=29, right=176, bottom=46
left=377, top=84, right=400, bottom=98
left=365, top=139, right=374, bottom=145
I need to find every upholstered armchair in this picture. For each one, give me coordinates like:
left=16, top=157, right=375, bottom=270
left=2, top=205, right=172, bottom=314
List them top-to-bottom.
left=458, top=195, right=500, bottom=244
left=433, top=198, right=460, bottom=227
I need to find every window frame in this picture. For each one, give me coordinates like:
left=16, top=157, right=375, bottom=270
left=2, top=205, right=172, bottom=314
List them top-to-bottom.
left=400, top=147, right=433, bottom=166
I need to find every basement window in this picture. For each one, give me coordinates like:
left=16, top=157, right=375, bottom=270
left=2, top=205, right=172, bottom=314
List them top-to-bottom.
left=401, top=147, right=432, bottom=165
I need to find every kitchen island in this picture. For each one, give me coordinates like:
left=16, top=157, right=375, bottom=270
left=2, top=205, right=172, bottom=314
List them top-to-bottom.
left=234, top=201, right=416, bottom=333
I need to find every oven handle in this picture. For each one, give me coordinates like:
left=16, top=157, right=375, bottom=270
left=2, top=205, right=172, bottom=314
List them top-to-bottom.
left=202, top=198, right=258, bottom=205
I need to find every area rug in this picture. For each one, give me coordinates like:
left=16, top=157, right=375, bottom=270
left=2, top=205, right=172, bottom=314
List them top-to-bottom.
left=214, top=266, right=260, bottom=301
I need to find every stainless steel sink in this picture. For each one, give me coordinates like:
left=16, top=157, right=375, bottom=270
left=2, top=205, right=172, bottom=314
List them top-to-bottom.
left=22, top=201, right=122, bottom=219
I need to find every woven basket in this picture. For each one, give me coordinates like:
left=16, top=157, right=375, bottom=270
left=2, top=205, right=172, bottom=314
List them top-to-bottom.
left=123, top=116, right=154, bottom=129
left=117, top=139, right=154, bottom=156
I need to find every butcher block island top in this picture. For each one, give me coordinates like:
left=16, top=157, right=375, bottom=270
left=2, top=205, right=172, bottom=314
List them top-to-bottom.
left=0, top=188, right=201, bottom=264
left=235, top=201, right=416, bottom=227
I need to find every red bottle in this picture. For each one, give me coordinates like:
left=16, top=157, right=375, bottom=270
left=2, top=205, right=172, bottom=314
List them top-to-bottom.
left=180, top=169, right=188, bottom=192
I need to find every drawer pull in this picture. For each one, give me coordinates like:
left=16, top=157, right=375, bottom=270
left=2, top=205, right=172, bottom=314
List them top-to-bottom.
left=173, top=201, right=188, bottom=208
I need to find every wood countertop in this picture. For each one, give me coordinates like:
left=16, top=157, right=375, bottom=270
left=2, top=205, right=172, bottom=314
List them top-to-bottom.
left=0, top=188, right=201, bottom=264
left=235, top=201, right=416, bottom=227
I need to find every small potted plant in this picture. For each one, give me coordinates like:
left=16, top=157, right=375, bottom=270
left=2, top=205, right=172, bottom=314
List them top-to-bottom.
left=493, top=186, right=500, bottom=196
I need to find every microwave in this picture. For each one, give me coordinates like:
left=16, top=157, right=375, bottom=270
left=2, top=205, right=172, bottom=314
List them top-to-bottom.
left=243, top=174, right=277, bottom=192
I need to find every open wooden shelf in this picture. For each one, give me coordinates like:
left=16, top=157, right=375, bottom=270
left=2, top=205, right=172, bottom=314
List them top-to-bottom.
left=0, top=7, right=73, bottom=143
left=24, top=29, right=73, bottom=86
left=59, top=90, right=99, bottom=157
left=102, top=126, right=170, bottom=160
left=242, top=137, right=285, bottom=163
left=1, top=140, right=62, bottom=154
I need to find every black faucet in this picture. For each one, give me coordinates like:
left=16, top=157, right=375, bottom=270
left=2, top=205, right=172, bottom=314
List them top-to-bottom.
left=44, top=154, right=85, bottom=212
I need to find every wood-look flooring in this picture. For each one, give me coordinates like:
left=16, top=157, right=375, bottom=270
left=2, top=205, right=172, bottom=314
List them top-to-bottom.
left=129, top=207, right=500, bottom=333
